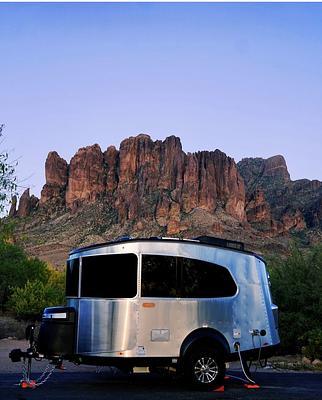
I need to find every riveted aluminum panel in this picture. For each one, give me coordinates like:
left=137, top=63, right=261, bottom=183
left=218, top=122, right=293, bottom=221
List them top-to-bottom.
left=77, top=299, right=138, bottom=355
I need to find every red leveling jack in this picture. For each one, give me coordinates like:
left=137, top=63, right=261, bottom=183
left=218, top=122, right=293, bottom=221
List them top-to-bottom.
left=212, top=375, right=260, bottom=392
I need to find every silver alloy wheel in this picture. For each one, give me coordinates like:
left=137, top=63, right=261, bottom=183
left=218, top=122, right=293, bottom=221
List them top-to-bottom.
left=194, top=356, right=219, bottom=384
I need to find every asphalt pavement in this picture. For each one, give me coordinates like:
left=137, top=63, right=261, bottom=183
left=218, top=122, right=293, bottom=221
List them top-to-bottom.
left=1, top=339, right=321, bottom=400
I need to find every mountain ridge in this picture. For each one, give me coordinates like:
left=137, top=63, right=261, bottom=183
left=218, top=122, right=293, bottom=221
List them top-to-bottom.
left=7, top=134, right=322, bottom=267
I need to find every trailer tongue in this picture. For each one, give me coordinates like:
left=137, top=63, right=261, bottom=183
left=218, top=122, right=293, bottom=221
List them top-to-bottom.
left=9, top=323, right=57, bottom=388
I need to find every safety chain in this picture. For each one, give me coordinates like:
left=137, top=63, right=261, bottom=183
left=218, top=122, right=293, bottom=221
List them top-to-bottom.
left=17, top=358, right=56, bottom=388
left=21, top=359, right=27, bottom=382
left=35, top=364, right=56, bottom=386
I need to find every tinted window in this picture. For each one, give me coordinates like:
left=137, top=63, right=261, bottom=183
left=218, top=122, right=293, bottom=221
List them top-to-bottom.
left=81, top=254, right=137, bottom=298
left=141, top=255, right=178, bottom=297
left=141, top=255, right=237, bottom=298
left=66, top=258, right=79, bottom=297
left=182, top=258, right=237, bottom=298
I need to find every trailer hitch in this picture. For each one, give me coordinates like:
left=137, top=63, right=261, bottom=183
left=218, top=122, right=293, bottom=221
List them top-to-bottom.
left=9, top=324, right=58, bottom=389
left=9, top=324, right=37, bottom=362
left=9, top=348, right=25, bottom=363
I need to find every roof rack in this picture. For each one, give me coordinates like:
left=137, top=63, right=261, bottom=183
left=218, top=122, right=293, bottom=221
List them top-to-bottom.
left=70, top=235, right=246, bottom=255
left=194, top=236, right=245, bottom=251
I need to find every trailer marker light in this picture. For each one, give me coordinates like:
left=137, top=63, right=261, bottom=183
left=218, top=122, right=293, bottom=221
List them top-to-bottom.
left=143, top=303, right=155, bottom=308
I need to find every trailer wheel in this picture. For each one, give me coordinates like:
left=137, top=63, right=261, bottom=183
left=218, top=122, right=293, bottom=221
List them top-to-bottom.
left=184, top=346, right=225, bottom=389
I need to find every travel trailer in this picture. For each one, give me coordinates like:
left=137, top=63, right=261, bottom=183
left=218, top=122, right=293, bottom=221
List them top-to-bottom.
left=11, top=236, right=280, bottom=388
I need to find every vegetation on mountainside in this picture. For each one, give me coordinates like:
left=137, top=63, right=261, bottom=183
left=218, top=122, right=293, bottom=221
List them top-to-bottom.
left=268, top=244, right=322, bottom=359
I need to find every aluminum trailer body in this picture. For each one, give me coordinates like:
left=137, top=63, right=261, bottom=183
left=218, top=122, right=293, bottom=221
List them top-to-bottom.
left=36, top=236, right=280, bottom=387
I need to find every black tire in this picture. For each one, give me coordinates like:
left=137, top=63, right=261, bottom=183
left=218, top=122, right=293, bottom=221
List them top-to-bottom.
left=184, top=346, right=225, bottom=389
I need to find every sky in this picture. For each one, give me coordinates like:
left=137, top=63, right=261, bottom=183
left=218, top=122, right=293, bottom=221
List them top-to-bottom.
left=1, top=2, right=322, bottom=199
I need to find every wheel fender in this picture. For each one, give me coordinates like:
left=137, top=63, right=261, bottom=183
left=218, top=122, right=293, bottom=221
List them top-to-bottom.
left=180, top=328, right=230, bottom=360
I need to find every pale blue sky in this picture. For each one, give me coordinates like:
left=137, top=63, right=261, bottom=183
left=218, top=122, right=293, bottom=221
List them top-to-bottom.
left=1, top=2, right=322, bottom=198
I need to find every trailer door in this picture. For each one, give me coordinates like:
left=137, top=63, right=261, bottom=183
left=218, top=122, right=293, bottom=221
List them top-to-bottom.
left=77, top=253, right=138, bottom=355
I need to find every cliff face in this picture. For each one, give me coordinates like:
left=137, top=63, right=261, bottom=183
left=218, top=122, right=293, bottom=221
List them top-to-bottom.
left=10, top=134, right=322, bottom=267
left=36, top=135, right=245, bottom=234
left=15, top=136, right=322, bottom=235
left=65, top=144, right=105, bottom=210
left=40, top=151, right=68, bottom=206
left=238, top=156, right=322, bottom=235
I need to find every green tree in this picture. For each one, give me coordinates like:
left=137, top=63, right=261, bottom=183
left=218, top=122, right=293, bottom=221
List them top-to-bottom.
left=0, top=124, right=17, bottom=213
left=0, top=219, right=16, bottom=242
left=268, top=244, right=322, bottom=355
left=45, top=267, right=66, bottom=306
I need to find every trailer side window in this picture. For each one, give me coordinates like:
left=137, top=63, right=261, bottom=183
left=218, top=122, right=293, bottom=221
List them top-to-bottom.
left=81, top=254, right=137, bottom=298
left=141, top=255, right=178, bottom=297
left=141, top=255, right=236, bottom=298
left=66, top=258, right=80, bottom=297
left=181, top=258, right=237, bottom=298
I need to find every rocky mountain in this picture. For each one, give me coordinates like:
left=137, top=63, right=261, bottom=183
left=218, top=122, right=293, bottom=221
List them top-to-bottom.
left=8, top=134, right=322, bottom=267
left=238, top=156, right=322, bottom=238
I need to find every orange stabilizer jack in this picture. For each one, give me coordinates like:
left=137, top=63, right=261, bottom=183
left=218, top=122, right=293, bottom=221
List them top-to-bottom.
left=20, top=380, right=36, bottom=389
left=244, top=383, right=260, bottom=389
left=213, top=385, right=225, bottom=392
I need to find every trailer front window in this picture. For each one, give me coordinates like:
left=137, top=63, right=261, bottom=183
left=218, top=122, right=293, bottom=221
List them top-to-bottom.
left=81, top=253, right=137, bottom=298
left=66, top=258, right=80, bottom=297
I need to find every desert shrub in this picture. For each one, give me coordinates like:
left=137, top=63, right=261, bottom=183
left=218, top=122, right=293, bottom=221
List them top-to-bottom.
left=0, top=240, right=49, bottom=309
left=268, top=244, right=322, bottom=357
left=8, top=268, right=65, bottom=319
left=8, top=280, right=48, bottom=319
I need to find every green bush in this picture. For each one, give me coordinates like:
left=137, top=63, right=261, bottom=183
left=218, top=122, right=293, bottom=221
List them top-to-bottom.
left=0, top=229, right=66, bottom=318
left=0, top=240, right=49, bottom=310
left=268, top=244, right=322, bottom=357
left=8, top=268, right=65, bottom=320
left=8, top=280, right=48, bottom=319
left=302, top=328, right=322, bottom=360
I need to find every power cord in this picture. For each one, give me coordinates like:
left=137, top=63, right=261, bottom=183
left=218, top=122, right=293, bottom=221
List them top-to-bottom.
left=234, top=342, right=257, bottom=384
